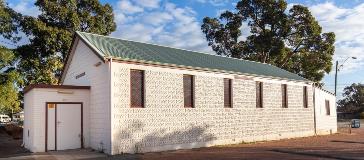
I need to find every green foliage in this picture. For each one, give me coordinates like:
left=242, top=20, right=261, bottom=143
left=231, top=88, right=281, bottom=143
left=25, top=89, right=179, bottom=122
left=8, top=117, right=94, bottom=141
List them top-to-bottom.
left=0, top=0, right=22, bottom=43
left=0, top=0, right=116, bottom=114
left=0, top=0, right=22, bottom=115
left=17, top=0, right=116, bottom=85
left=201, top=0, right=335, bottom=82
left=0, top=46, right=21, bottom=115
left=337, top=83, right=364, bottom=114
left=360, top=112, right=364, bottom=119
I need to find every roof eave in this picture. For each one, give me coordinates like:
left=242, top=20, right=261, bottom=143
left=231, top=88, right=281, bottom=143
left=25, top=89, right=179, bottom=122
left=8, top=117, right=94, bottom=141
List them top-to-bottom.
left=75, top=31, right=106, bottom=61
left=59, top=33, right=78, bottom=84
left=24, top=84, right=90, bottom=94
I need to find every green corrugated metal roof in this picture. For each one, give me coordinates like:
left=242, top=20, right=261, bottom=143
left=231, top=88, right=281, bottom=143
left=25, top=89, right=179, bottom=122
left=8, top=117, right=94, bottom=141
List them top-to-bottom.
left=76, top=31, right=308, bottom=81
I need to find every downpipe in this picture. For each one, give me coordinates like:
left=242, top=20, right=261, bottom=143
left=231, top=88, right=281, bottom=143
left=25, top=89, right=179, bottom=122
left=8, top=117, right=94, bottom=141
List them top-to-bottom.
left=312, top=83, right=317, bottom=136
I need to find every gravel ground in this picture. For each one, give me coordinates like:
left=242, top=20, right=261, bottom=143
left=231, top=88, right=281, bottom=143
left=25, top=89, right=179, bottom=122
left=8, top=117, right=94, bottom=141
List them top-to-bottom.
left=1, top=121, right=364, bottom=160
left=106, top=122, right=364, bottom=160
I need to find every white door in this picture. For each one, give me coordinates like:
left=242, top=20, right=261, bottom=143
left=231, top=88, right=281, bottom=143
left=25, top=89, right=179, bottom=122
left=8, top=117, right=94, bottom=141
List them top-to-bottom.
left=47, top=104, right=56, bottom=150
left=56, top=104, right=82, bottom=150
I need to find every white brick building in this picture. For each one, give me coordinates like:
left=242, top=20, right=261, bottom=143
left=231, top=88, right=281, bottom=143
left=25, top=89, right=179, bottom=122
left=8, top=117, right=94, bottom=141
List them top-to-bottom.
left=23, top=32, right=337, bottom=155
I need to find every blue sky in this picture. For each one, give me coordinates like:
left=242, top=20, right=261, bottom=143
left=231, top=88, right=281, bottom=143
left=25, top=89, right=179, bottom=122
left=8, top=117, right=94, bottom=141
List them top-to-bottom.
left=5, top=0, right=364, bottom=98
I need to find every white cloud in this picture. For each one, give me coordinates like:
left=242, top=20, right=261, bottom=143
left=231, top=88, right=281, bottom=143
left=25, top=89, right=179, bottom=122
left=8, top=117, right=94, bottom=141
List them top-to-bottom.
left=8, top=0, right=40, bottom=17
left=117, top=0, right=144, bottom=14
left=134, top=0, right=160, bottom=8
left=196, top=0, right=230, bottom=6
left=112, top=1, right=212, bottom=53
left=309, top=2, right=364, bottom=74
left=310, top=2, right=348, bottom=21
left=215, top=9, right=227, bottom=16
left=142, top=12, right=173, bottom=26
left=237, top=22, right=251, bottom=42
left=115, top=23, right=164, bottom=42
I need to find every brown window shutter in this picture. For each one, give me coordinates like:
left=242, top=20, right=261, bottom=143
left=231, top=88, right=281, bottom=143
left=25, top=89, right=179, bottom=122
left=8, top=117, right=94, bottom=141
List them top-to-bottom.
left=130, top=70, right=144, bottom=108
left=184, top=75, right=194, bottom=108
left=224, top=79, right=233, bottom=108
left=256, top=82, right=263, bottom=108
left=282, top=84, right=288, bottom=108
left=303, top=86, right=308, bottom=108
left=325, top=100, right=330, bottom=115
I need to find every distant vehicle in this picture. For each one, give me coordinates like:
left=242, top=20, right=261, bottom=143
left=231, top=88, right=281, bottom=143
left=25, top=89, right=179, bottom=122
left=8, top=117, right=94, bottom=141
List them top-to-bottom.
left=12, top=111, right=24, bottom=122
left=0, top=114, right=11, bottom=123
left=12, top=115, right=20, bottom=122
left=351, top=119, right=360, bottom=128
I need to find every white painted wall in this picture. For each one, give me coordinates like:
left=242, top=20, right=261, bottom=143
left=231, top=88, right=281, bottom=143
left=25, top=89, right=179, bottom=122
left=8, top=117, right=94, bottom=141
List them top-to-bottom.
left=62, top=40, right=112, bottom=154
left=110, top=61, right=315, bottom=154
left=23, top=88, right=90, bottom=152
left=23, top=88, right=34, bottom=150
left=314, top=88, right=337, bottom=135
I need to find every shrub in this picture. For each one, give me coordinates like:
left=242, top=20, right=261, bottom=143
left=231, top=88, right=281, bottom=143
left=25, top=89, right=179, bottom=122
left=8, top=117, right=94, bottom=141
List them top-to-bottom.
left=360, top=112, right=364, bottom=119
left=17, top=120, right=23, bottom=127
left=4, top=124, right=23, bottom=139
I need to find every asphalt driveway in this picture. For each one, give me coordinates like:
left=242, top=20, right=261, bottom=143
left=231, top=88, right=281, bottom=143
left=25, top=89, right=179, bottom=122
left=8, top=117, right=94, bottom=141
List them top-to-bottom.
left=1, top=123, right=364, bottom=160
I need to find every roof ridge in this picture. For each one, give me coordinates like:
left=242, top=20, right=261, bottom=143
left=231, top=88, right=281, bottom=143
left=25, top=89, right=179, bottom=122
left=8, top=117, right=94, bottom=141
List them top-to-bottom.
left=76, top=31, right=272, bottom=66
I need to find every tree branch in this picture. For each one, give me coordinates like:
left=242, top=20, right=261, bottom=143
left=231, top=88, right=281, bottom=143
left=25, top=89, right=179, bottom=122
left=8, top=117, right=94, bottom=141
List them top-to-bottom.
left=279, top=40, right=303, bottom=67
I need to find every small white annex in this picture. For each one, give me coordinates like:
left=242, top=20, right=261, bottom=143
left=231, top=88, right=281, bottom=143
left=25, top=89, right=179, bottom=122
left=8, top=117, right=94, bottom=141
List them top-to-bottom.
left=23, top=32, right=337, bottom=155
left=314, top=87, right=337, bottom=135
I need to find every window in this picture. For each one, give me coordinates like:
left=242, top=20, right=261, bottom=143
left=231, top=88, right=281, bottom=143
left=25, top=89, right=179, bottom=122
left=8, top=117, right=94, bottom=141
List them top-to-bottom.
left=130, top=70, right=144, bottom=108
left=183, top=75, right=194, bottom=108
left=224, top=78, right=233, bottom=108
left=256, top=82, right=263, bottom=108
left=282, top=84, right=288, bottom=108
left=303, top=86, right=308, bottom=108
left=325, top=100, right=330, bottom=115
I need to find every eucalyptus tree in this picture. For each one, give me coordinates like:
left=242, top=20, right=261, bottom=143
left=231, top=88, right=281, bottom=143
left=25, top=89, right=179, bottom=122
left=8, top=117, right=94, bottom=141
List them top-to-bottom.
left=18, top=0, right=116, bottom=85
left=201, top=0, right=335, bottom=82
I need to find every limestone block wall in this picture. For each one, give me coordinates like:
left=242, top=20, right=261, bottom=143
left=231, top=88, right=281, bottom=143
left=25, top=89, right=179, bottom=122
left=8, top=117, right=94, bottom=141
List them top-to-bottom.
left=111, top=62, right=314, bottom=155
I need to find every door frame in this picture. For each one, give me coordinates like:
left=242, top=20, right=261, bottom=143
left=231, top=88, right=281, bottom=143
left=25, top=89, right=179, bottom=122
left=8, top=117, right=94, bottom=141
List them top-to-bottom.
left=45, top=102, right=83, bottom=152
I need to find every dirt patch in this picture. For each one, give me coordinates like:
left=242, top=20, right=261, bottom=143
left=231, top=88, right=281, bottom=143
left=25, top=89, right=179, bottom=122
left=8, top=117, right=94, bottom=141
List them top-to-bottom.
left=3, top=124, right=23, bottom=139
left=0, top=126, right=29, bottom=158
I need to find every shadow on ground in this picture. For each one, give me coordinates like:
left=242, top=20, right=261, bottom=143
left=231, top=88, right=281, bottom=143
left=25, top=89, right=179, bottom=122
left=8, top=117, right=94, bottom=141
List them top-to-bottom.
left=0, top=126, right=31, bottom=159
left=331, top=140, right=364, bottom=144
left=269, top=149, right=359, bottom=160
